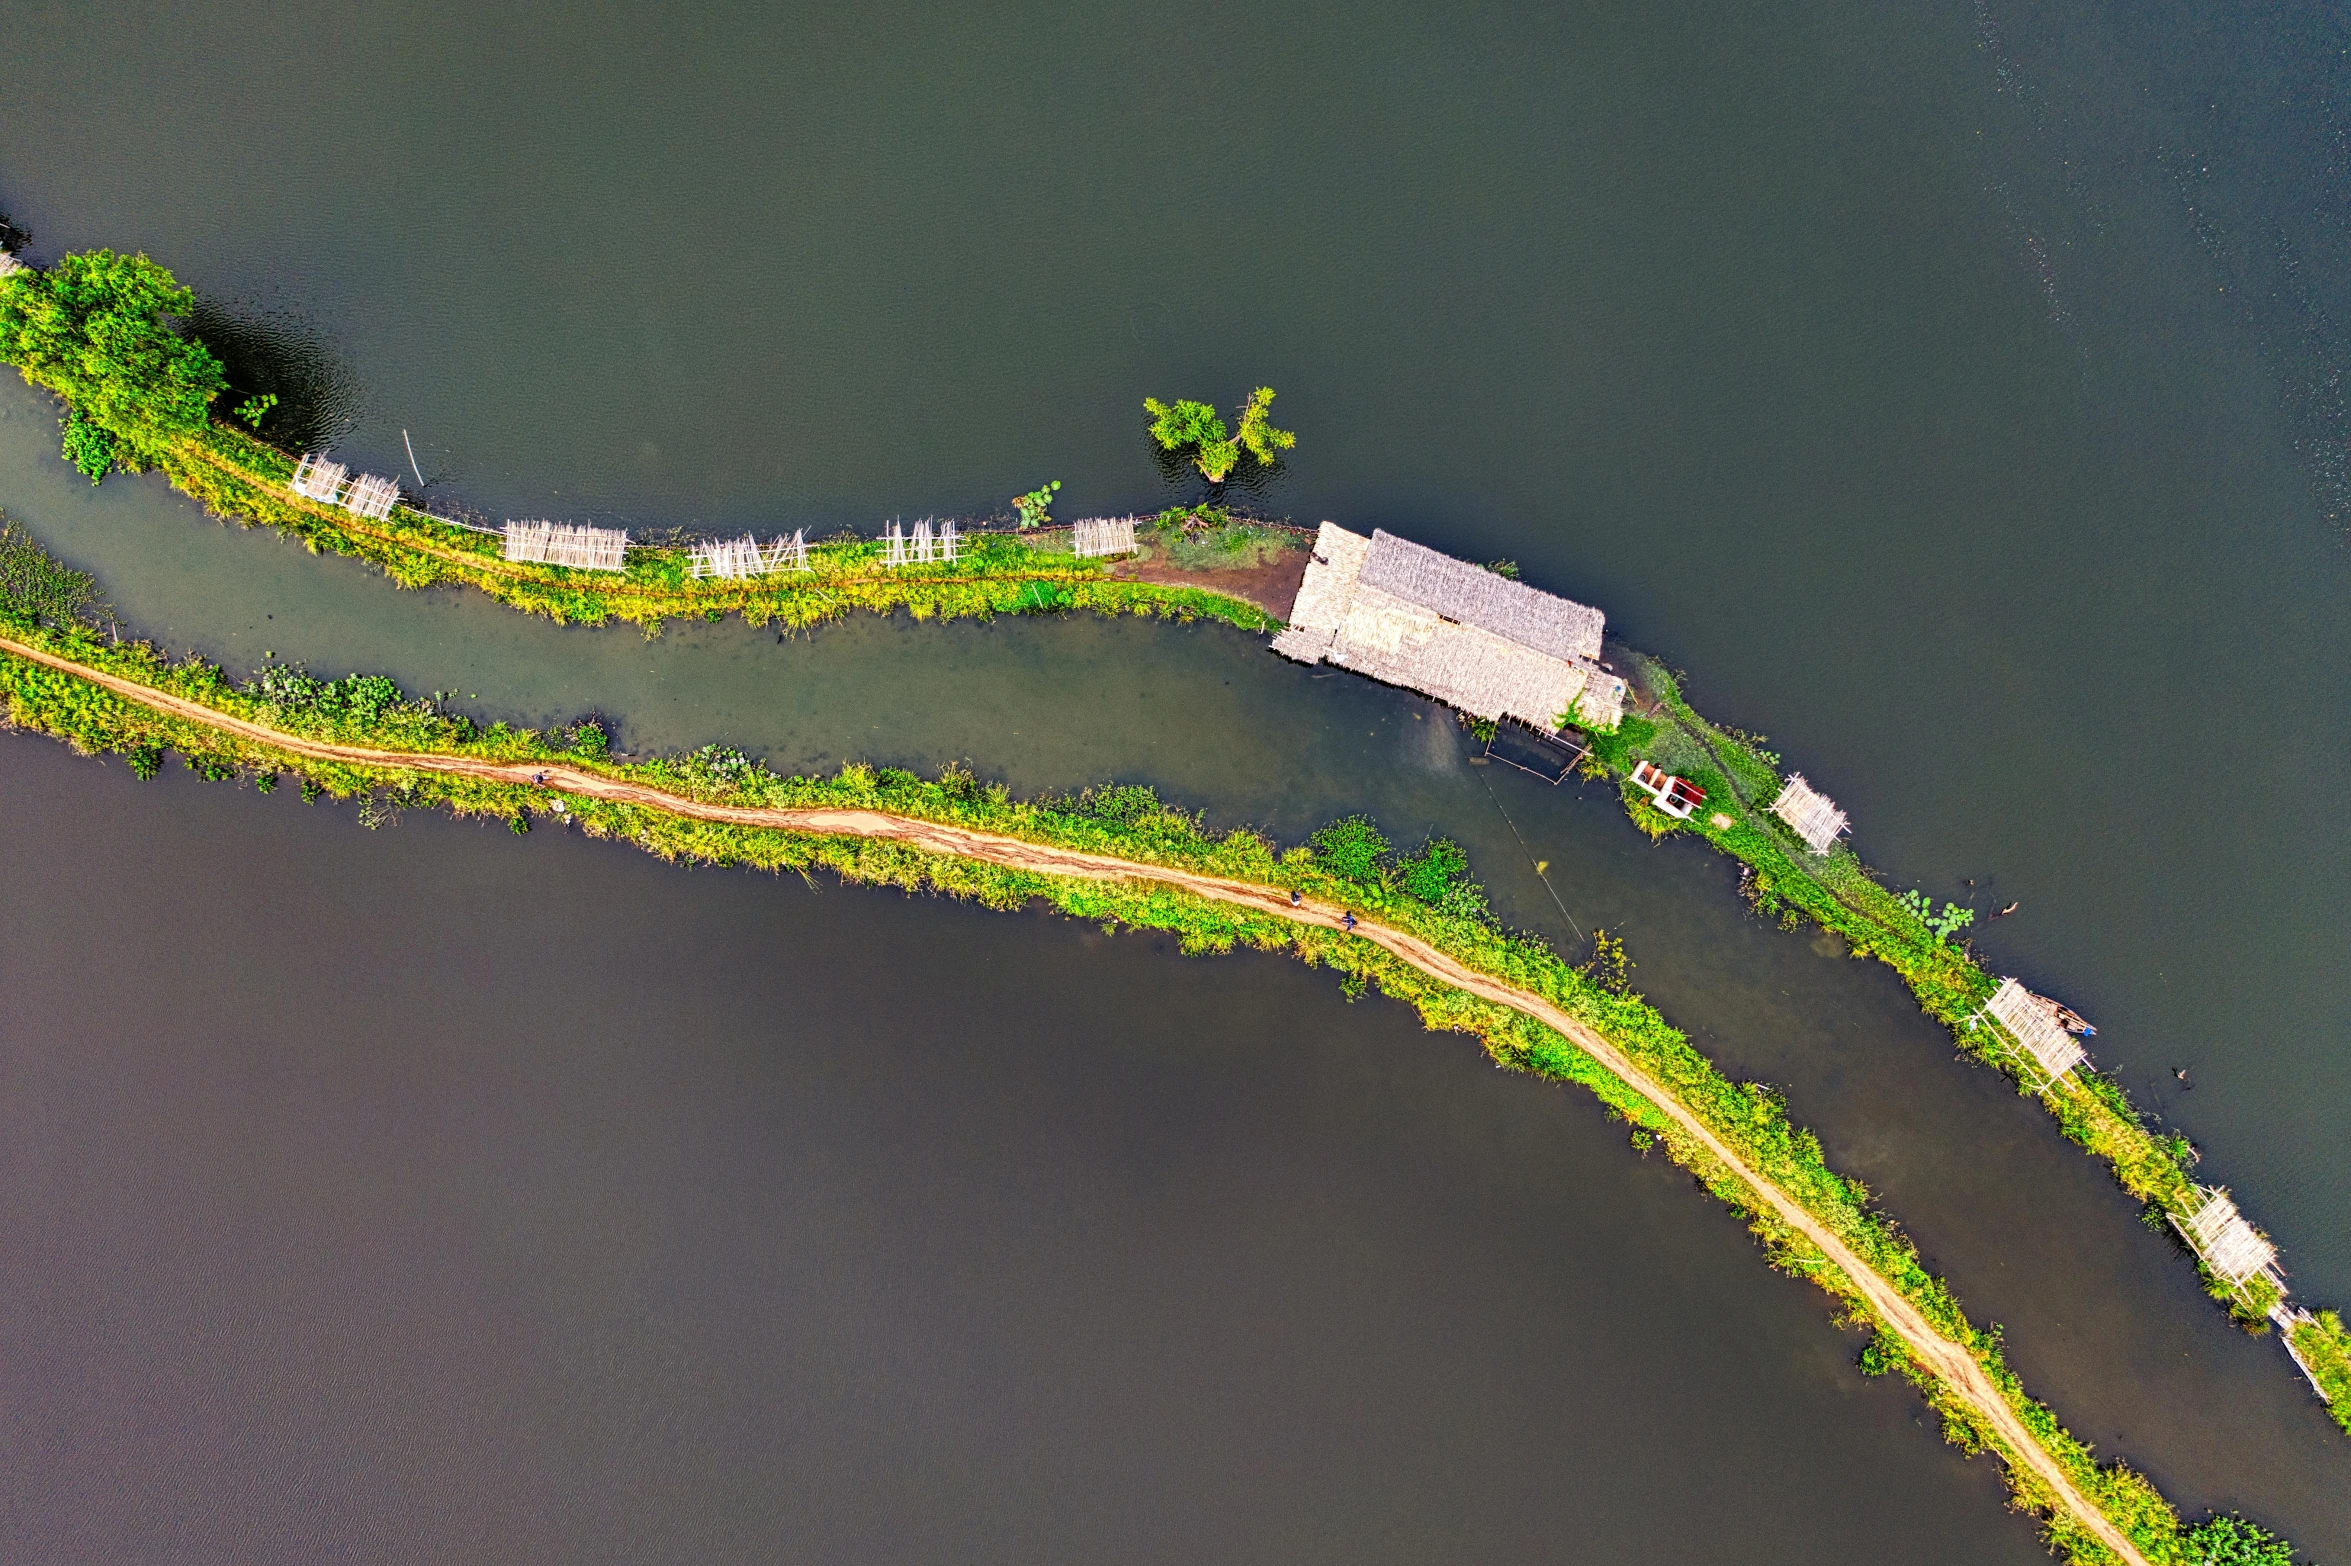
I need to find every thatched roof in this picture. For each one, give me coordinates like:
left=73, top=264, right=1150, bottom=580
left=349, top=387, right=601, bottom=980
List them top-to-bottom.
left=1277, top=522, right=1622, bottom=730
left=1360, top=530, right=1605, bottom=662
left=1320, top=586, right=1584, bottom=723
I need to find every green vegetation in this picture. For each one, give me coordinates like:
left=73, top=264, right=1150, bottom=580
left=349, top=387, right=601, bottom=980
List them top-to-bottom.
left=0, top=250, right=224, bottom=471
left=0, top=250, right=1302, bottom=636
left=1145, top=387, right=1294, bottom=482
left=61, top=406, right=115, bottom=483
left=158, top=421, right=1290, bottom=635
left=1012, top=479, right=1061, bottom=528
left=1131, top=506, right=1298, bottom=574
left=0, top=514, right=105, bottom=627
left=0, top=565, right=2314, bottom=1561
left=1588, top=652, right=2301, bottom=1338
left=562, top=716, right=610, bottom=758
left=1897, top=888, right=1977, bottom=942
left=1581, top=929, right=1635, bottom=997
left=2290, top=1311, right=2351, bottom=1423
left=2181, top=1515, right=2296, bottom=1566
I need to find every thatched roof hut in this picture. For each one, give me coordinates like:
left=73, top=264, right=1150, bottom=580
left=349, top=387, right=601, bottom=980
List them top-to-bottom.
left=1274, top=523, right=1625, bottom=731
left=1356, top=529, right=1604, bottom=662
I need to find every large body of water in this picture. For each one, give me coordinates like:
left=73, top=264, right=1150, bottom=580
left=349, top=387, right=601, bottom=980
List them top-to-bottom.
left=1, top=0, right=2345, bottom=1558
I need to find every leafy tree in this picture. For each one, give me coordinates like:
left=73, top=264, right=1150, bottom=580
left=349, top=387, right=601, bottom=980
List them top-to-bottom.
left=0, top=250, right=225, bottom=470
left=1144, top=386, right=1295, bottom=482
left=1309, top=815, right=1389, bottom=884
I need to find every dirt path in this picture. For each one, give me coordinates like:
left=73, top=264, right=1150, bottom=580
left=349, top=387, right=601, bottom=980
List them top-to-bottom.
left=1105, top=546, right=1310, bottom=619
left=0, top=632, right=2149, bottom=1566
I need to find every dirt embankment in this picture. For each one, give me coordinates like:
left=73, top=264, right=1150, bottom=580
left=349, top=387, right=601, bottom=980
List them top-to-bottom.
left=1106, top=547, right=1309, bottom=620
left=0, top=632, right=2151, bottom=1566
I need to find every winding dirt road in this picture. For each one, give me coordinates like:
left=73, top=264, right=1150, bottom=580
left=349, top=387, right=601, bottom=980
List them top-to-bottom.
left=0, top=632, right=2148, bottom=1566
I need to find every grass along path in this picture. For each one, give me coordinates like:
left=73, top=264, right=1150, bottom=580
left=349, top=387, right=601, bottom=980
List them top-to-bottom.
left=164, top=427, right=1288, bottom=633
left=0, top=627, right=2154, bottom=1566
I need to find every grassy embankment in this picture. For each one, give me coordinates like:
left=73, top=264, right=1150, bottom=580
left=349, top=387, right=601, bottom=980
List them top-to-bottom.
left=0, top=239, right=2331, bottom=1437
left=74, top=401, right=2351, bottom=1419
left=100, top=416, right=2351, bottom=1411
left=165, top=424, right=1294, bottom=634
left=0, top=556, right=2302, bottom=1566
left=1582, top=656, right=2318, bottom=1340
left=2289, top=1310, right=2351, bottom=1415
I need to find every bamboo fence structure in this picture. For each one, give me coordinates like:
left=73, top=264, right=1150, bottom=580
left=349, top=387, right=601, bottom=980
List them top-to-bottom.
left=290, top=453, right=349, bottom=504
left=341, top=471, right=401, bottom=520
left=1071, top=517, right=1139, bottom=558
left=502, top=520, right=629, bottom=571
left=1771, top=773, right=1849, bottom=855
left=1980, top=977, right=2088, bottom=1086
left=2177, top=1187, right=2282, bottom=1291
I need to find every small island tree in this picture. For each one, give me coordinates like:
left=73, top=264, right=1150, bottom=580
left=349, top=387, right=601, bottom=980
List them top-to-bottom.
left=0, top=249, right=225, bottom=481
left=1144, top=386, right=1295, bottom=482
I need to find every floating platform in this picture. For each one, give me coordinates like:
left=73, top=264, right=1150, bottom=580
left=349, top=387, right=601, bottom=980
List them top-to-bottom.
left=1485, top=720, right=1588, bottom=784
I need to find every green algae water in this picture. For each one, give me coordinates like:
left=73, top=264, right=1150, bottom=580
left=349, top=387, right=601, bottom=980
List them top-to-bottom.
left=2, top=0, right=2346, bottom=1557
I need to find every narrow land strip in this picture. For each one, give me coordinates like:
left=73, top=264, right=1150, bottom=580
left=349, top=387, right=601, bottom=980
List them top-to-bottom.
left=175, top=441, right=1278, bottom=625
left=0, top=630, right=2151, bottom=1566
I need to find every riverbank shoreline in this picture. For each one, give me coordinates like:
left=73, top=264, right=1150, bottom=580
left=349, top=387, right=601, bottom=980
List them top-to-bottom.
left=1, top=237, right=2339, bottom=1439
left=48, top=396, right=2351, bottom=1405
left=168, top=422, right=1302, bottom=634
left=4, top=613, right=2320, bottom=1565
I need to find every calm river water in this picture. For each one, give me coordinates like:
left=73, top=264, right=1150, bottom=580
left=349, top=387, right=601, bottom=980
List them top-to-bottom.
left=1, top=0, right=2345, bottom=1559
